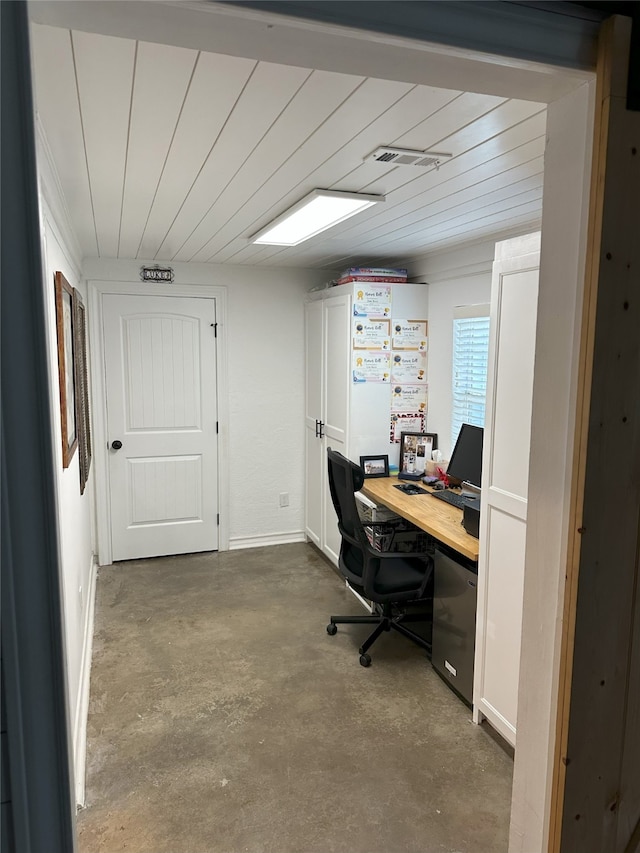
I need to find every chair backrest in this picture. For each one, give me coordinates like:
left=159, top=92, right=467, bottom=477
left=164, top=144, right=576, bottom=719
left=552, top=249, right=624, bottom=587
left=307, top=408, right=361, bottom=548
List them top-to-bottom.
left=326, top=448, right=366, bottom=542
left=327, top=448, right=432, bottom=603
left=326, top=449, right=375, bottom=594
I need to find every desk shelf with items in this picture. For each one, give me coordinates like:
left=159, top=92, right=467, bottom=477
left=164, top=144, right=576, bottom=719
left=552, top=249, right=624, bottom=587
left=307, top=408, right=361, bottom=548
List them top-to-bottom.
left=356, top=488, right=434, bottom=552
left=354, top=489, right=399, bottom=523
left=364, top=519, right=433, bottom=554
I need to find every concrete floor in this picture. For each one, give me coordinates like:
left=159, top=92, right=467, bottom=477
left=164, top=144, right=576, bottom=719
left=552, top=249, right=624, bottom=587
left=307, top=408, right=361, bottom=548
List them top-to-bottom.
left=77, top=543, right=513, bottom=853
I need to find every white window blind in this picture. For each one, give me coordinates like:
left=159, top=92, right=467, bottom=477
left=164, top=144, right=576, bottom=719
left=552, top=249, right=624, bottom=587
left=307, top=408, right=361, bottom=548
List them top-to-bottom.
left=451, top=304, right=490, bottom=449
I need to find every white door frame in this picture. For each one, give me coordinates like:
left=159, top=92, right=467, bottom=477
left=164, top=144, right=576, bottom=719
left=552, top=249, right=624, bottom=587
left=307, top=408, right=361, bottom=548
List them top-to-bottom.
left=88, top=280, right=229, bottom=565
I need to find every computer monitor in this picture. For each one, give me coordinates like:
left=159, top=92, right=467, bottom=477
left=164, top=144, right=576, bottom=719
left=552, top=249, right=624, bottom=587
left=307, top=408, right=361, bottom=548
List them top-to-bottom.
left=447, top=423, right=484, bottom=490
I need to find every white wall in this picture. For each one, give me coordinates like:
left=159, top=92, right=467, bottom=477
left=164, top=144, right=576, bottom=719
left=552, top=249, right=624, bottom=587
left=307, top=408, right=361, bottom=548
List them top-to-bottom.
left=38, top=186, right=97, bottom=805
left=410, top=241, right=494, bottom=458
left=82, top=258, right=330, bottom=549
left=226, top=270, right=327, bottom=545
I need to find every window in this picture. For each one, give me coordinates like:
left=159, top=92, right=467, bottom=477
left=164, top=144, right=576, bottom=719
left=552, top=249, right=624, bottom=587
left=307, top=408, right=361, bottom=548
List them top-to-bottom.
left=451, top=304, right=490, bottom=449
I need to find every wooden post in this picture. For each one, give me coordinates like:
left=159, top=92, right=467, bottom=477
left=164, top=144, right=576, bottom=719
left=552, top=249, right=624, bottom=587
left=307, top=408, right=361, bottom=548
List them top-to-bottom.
left=550, top=15, right=640, bottom=853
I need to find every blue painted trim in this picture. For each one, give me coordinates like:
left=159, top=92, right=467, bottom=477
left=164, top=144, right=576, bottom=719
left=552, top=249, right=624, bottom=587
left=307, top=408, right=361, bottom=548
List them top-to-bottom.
left=222, top=0, right=602, bottom=70
left=1, top=2, right=76, bottom=851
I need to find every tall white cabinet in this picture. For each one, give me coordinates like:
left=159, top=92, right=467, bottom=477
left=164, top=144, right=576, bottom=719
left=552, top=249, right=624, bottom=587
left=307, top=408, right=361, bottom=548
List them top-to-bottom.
left=473, top=233, right=541, bottom=746
left=305, top=282, right=429, bottom=566
left=305, top=293, right=351, bottom=565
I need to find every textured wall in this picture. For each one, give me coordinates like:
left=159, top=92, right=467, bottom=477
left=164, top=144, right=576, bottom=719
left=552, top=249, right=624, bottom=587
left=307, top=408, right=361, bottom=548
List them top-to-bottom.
left=82, top=258, right=330, bottom=547
left=226, top=273, right=314, bottom=543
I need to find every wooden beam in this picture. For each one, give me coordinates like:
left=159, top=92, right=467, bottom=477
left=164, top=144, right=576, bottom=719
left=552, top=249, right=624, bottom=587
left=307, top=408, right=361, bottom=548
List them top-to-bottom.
left=550, top=14, right=640, bottom=853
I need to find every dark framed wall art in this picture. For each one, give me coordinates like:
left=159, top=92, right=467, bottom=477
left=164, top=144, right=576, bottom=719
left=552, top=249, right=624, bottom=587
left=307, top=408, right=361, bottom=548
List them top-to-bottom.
left=54, top=271, right=77, bottom=468
left=73, top=288, right=92, bottom=494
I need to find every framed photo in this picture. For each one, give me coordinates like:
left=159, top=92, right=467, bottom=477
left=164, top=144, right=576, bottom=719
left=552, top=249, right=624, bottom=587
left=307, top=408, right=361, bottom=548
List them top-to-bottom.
left=54, top=271, right=77, bottom=468
left=73, top=288, right=92, bottom=494
left=390, top=411, right=425, bottom=443
left=399, top=432, right=438, bottom=477
left=360, top=455, right=390, bottom=478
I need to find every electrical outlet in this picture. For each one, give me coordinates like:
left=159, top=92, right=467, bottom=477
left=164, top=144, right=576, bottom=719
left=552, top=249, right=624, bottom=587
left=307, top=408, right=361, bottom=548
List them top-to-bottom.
left=279, top=492, right=289, bottom=507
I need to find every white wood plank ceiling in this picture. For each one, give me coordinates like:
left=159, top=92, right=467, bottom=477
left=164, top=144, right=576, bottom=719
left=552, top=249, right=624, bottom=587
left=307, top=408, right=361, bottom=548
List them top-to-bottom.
left=30, top=23, right=546, bottom=270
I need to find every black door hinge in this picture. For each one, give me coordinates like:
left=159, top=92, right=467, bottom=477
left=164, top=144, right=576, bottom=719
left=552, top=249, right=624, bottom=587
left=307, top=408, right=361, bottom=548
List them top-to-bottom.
left=216, top=421, right=219, bottom=434
left=217, top=513, right=220, bottom=526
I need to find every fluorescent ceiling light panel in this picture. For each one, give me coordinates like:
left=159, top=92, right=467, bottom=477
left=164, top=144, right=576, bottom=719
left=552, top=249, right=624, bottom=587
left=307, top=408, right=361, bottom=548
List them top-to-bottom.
left=250, top=190, right=384, bottom=246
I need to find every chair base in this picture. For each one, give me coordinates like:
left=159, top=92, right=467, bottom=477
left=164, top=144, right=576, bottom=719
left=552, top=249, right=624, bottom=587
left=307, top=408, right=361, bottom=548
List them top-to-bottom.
left=327, top=602, right=432, bottom=666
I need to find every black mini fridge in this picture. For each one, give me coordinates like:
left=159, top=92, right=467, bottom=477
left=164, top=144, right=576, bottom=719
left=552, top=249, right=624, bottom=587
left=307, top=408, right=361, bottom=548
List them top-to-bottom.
left=431, top=544, right=478, bottom=706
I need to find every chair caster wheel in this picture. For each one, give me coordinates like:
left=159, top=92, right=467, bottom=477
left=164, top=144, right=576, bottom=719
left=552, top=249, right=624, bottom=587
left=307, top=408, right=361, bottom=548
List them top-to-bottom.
left=326, top=623, right=337, bottom=635
left=359, top=654, right=371, bottom=667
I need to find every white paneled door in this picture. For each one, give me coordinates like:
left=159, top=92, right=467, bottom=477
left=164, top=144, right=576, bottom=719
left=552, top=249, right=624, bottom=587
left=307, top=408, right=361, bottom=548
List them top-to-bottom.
left=103, top=293, right=218, bottom=561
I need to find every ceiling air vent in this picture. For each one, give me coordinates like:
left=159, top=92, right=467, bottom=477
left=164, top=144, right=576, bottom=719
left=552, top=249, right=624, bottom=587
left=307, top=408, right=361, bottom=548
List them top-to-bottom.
left=365, top=147, right=453, bottom=169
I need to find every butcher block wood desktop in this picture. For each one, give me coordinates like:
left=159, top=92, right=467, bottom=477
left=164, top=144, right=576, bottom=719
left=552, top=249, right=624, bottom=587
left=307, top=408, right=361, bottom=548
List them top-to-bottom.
left=360, top=477, right=480, bottom=562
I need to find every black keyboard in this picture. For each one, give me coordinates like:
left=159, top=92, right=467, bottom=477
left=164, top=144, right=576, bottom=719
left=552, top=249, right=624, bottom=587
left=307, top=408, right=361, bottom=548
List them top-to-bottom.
left=429, top=489, right=469, bottom=509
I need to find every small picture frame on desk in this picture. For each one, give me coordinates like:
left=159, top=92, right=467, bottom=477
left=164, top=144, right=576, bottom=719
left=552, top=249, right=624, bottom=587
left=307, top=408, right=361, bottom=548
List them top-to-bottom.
left=399, top=432, right=438, bottom=478
left=360, top=455, right=389, bottom=478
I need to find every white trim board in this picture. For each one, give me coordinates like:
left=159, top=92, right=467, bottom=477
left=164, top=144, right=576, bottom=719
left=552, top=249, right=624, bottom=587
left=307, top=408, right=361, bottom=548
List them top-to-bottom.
left=29, top=1, right=593, bottom=103
left=508, top=81, right=594, bottom=853
left=87, top=279, right=230, bottom=565
left=229, top=531, right=306, bottom=551
left=73, top=554, right=98, bottom=808
left=476, top=697, right=516, bottom=746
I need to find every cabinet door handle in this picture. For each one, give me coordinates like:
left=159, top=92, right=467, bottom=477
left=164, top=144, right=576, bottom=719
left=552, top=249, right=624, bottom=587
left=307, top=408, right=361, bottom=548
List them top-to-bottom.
left=315, top=419, right=320, bottom=438
left=319, top=421, right=325, bottom=438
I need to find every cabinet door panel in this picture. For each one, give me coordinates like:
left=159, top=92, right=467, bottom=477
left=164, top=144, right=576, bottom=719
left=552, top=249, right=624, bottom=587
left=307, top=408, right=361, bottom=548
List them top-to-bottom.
left=474, top=244, right=539, bottom=746
left=321, top=294, right=350, bottom=565
left=323, top=294, right=350, bottom=443
left=305, top=300, right=323, bottom=423
left=305, top=300, right=324, bottom=546
left=305, top=421, right=323, bottom=548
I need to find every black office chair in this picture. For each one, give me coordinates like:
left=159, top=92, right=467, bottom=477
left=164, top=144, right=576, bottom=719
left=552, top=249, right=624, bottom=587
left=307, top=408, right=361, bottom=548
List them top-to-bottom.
left=326, top=448, right=434, bottom=666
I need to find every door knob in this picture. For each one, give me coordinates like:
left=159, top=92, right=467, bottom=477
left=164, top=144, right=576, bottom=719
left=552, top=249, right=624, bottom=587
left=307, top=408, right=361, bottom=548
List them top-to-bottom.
left=111, top=440, right=123, bottom=450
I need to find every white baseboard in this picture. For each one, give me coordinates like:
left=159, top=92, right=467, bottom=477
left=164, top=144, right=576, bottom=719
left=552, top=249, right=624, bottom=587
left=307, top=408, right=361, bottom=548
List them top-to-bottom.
left=228, top=530, right=306, bottom=551
left=74, top=554, right=98, bottom=807
left=476, top=697, right=516, bottom=747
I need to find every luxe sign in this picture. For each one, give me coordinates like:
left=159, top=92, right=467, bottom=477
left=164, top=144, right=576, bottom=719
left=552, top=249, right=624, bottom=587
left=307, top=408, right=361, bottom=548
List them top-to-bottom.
left=140, top=265, right=174, bottom=283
